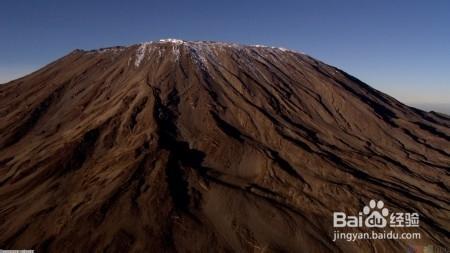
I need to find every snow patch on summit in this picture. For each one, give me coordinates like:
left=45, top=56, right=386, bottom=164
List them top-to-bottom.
left=159, top=38, right=184, bottom=44
left=132, top=39, right=303, bottom=67
left=134, top=39, right=185, bottom=66
left=135, top=42, right=152, bottom=67
left=250, top=44, right=302, bottom=54
left=172, top=45, right=180, bottom=61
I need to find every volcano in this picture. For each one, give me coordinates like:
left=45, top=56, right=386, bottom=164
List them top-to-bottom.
left=0, top=39, right=449, bottom=252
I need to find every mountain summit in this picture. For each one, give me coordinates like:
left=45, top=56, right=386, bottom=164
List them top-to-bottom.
left=0, top=39, right=449, bottom=252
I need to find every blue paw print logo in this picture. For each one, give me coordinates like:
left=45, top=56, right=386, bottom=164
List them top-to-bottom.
left=363, top=199, right=389, bottom=228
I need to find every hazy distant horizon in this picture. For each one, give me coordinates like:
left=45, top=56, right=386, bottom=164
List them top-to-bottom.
left=409, top=103, right=450, bottom=115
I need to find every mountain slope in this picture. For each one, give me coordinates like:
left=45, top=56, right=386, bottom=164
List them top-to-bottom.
left=0, top=39, right=449, bottom=252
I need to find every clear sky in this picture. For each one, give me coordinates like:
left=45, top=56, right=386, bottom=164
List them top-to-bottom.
left=1, top=0, right=449, bottom=110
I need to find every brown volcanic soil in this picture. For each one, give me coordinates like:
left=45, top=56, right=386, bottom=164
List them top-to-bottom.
left=0, top=40, right=449, bottom=252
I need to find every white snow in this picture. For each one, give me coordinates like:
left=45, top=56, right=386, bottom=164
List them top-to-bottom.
left=159, top=38, right=184, bottom=44
left=113, top=39, right=304, bottom=68
left=134, top=42, right=152, bottom=67
left=250, top=44, right=303, bottom=54
left=172, top=45, right=180, bottom=61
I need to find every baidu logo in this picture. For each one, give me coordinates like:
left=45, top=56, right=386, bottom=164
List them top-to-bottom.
left=332, top=199, right=421, bottom=242
left=333, top=199, right=419, bottom=228
left=363, top=199, right=389, bottom=228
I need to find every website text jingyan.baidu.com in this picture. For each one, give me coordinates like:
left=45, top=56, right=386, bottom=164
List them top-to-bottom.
left=332, top=199, right=421, bottom=242
left=333, top=230, right=421, bottom=242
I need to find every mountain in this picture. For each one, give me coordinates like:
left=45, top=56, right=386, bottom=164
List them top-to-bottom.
left=0, top=39, right=449, bottom=253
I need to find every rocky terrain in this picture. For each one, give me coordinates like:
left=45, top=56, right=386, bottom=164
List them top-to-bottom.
left=0, top=39, right=449, bottom=252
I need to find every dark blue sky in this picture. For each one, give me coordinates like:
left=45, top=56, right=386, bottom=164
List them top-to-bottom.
left=1, top=0, right=449, bottom=106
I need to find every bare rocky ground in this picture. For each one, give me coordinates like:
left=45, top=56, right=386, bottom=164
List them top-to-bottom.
left=0, top=39, right=449, bottom=252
